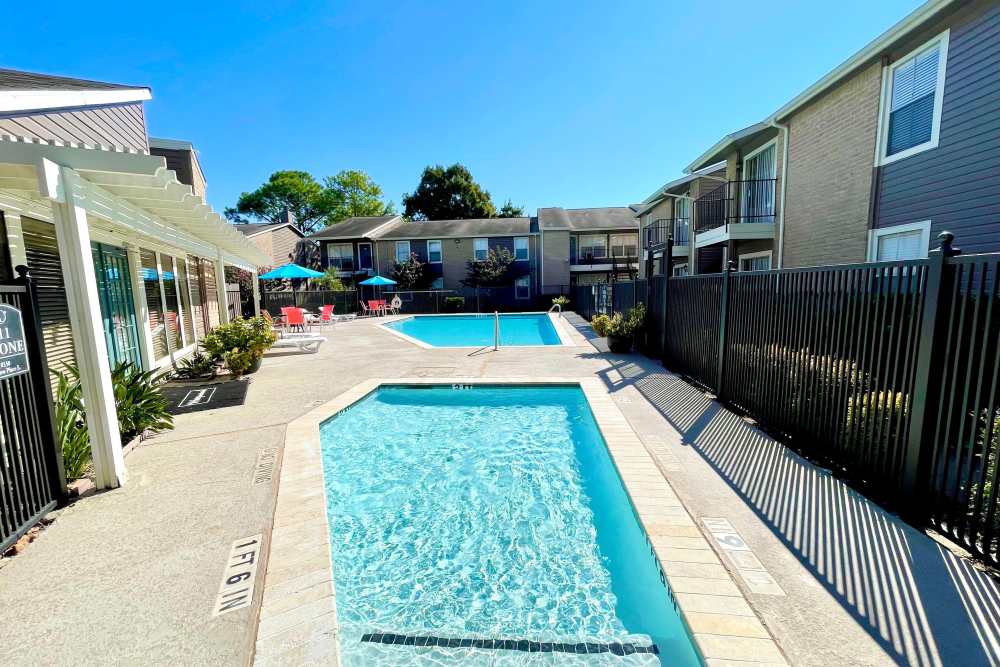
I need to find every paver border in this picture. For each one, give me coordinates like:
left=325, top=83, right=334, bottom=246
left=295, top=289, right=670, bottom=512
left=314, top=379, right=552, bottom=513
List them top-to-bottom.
left=255, top=377, right=787, bottom=666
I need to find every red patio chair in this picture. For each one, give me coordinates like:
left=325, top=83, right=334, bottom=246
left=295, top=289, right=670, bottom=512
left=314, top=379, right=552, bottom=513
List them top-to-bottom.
left=319, top=304, right=335, bottom=328
left=285, top=307, right=309, bottom=332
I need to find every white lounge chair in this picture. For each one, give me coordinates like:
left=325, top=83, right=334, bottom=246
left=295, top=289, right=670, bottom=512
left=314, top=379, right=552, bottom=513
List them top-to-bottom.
left=270, top=335, right=325, bottom=353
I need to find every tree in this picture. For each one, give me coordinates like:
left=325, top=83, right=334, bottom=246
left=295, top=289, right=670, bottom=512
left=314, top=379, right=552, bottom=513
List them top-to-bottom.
left=402, top=164, right=496, bottom=220
left=324, top=170, right=396, bottom=221
left=225, top=171, right=336, bottom=234
left=497, top=200, right=525, bottom=218
left=462, top=247, right=527, bottom=287
left=391, top=253, right=426, bottom=289
left=313, top=268, right=347, bottom=291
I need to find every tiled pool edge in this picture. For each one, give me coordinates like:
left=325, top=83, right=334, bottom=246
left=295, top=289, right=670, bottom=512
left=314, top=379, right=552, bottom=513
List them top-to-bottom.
left=375, top=312, right=578, bottom=348
left=255, top=377, right=787, bottom=666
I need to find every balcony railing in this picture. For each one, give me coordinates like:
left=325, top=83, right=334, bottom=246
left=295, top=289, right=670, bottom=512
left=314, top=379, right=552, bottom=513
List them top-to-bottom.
left=694, top=178, right=776, bottom=233
left=644, top=218, right=691, bottom=249
left=570, top=252, right=639, bottom=267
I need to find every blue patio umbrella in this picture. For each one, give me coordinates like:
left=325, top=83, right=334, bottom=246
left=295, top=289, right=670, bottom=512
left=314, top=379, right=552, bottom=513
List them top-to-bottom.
left=259, top=263, right=325, bottom=280
left=358, top=275, right=397, bottom=302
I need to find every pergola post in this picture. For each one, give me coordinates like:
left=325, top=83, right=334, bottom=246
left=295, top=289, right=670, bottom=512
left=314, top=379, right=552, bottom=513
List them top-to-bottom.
left=49, top=164, right=125, bottom=489
left=215, top=252, right=230, bottom=324
left=251, top=269, right=261, bottom=316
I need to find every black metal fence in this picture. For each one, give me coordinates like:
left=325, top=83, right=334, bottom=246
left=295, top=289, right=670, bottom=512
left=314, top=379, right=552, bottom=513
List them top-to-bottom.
left=576, top=234, right=1000, bottom=566
left=0, top=269, right=64, bottom=553
left=262, top=287, right=567, bottom=316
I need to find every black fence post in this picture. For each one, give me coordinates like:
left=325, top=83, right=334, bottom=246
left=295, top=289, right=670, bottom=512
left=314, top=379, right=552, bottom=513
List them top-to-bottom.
left=900, top=232, right=961, bottom=518
left=659, top=236, right=674, bottom=363
left=716, top=260, right=736, bottom=398
left=14, top=265, right=66, bottom=499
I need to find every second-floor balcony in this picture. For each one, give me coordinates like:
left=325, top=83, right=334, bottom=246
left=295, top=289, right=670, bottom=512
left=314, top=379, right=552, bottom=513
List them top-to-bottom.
left=695, top=178, right=776, bottom=231
left=644, top=218, right=691, bottom=249
left=570, top=250, right=639, bottom=269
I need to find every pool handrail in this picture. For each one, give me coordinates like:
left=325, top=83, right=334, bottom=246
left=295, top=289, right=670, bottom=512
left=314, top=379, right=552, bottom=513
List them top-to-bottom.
left=548, top=303, right=562, bottom=317
left=493, top=310, right=499, bottom=350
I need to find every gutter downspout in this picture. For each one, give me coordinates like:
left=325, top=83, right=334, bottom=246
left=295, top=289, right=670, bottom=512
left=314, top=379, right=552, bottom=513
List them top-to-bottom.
left=770, top=118, right=790, bottom=270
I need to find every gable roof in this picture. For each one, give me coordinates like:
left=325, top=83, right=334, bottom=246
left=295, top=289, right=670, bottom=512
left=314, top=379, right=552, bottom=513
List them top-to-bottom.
left=0, top=68, right=151, bottom=114
left=537, top=207, right=638, bottom=231
left=308, top=215, right=402, bottom=240
left=378, top=217, right=533, bottom=240
left=234, top=222, right=304, bottom=239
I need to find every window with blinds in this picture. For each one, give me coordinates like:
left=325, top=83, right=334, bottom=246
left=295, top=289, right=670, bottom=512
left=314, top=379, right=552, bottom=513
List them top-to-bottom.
left=880, top=33, right=948, bottom=162
left=876, top=230, right=924, bottom=261
left=140, top=250, right=169, bottom=361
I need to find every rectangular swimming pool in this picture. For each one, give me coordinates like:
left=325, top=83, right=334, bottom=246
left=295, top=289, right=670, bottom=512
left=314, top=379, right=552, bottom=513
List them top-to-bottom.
left=383, top=313, right=563, bottom=347
left=319, top=385, right=701, bottom=666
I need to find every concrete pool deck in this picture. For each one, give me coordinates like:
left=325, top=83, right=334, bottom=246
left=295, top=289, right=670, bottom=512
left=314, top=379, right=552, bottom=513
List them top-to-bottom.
left=1, top=312, right=998, bottom=666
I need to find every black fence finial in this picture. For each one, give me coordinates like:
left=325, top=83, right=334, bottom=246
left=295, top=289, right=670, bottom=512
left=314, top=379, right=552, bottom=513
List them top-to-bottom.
left=935, top=231, right=961, bottom=257
left=726, top=260, right=737, bottom=272
left=14, top=265, right=29, bottom=279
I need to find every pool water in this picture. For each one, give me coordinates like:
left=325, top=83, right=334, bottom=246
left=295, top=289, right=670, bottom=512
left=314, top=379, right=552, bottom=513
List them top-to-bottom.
left=384, top=313, right=563, bottom=347
left=319, top=385, right=701, bottom=666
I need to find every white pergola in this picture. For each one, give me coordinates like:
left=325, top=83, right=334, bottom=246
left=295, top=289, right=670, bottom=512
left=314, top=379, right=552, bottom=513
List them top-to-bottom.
left=0, top=137, right=268, bottom=489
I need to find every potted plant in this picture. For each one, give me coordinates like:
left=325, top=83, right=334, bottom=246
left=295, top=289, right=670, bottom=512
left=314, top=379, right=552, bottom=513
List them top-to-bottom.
left=604, top=304, right=646, bottom=353
left=591, top=314, right=611, bottom=337
left=202, top=316, right=278, bottom=377
left=170, top=350, right=218, bottom=382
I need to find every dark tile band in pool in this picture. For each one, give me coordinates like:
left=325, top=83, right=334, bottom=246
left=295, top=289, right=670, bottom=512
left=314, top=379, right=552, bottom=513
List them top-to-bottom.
left=359, top=632, right=659, bottom=655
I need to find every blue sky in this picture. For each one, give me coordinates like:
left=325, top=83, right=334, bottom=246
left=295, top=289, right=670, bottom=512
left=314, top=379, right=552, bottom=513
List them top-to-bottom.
left=5, top=0, right=920, bottom=215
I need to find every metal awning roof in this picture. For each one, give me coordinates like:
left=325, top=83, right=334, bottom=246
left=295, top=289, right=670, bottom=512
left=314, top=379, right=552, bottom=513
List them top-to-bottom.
left=0, top=137, right=268, bottom=268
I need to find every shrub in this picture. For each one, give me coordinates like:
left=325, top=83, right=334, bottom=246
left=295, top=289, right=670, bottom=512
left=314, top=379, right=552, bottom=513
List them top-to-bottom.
left=313, top=268, right=347, bottom=291
left=552, top=295, right=570, bottom=308
left=443, top=296, right=465, bottom=313
left=605, top=304, right=647, bottom=339
left=591, top=314, right=611, bottom=337
left=202, top=316, right=278, bottom=376
left=172, top=350, right=218, bottom=381
left=110, top=363, right=174, bottom=443
left=53, top=369, right=90, bottom=481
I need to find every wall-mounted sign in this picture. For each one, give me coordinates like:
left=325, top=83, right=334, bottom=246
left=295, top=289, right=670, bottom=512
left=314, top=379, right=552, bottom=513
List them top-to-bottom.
left=0, top=305, right=29, bottom=381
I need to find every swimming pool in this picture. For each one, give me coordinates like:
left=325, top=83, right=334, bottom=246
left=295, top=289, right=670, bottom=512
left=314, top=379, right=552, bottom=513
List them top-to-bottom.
left=383, top=313, right=564, bottom=347
left=319, top=385, right=701, bottom=666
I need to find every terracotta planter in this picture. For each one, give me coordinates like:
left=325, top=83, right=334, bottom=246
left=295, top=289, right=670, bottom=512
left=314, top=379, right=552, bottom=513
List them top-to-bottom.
left=607, top=335, right=633, bottom=353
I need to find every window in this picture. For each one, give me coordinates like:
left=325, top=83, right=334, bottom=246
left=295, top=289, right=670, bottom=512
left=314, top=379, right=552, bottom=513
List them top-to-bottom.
left=877, top=31, right=949, bottom=165
left=741, top=141, right=777, bottom=222
left=868, top=221, right=931, bottom=261
left=579, top=234, right=607, bottom=260
left=609, top=234, right=637, bottom=258
left=514, top=237, right=529, bottom=261
left=473, top=238, right=488, bottom=261
left=427, top=240, right=442, bottom=263
left=395, top=241, right=411, bottom=263
left=326, top=243, right=354, bottom=271
left=739, top=251, right=772, bottom=272
left=672, top=263, right=689, bottom=277
left=515, top=275, right=530, bottom=299
left=430, top=277, right=444, bottom=289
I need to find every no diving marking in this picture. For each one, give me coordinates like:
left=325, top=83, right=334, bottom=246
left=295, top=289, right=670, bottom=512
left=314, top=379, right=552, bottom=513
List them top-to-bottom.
left=253, top=447, right=279, bottom=486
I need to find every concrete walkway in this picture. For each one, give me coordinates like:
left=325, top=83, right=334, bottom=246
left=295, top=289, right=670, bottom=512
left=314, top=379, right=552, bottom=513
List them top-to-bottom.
left=1, top=312, right=998, bottom=666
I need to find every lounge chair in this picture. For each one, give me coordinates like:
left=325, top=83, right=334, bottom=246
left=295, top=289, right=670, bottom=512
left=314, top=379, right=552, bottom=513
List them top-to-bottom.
left=318, top=304, right=335, bottom=329
left=285, top=307, right=310, bottom=332
left=262, top=309, right=285, bottom=333
left=270, top=336, right=324, bottom=353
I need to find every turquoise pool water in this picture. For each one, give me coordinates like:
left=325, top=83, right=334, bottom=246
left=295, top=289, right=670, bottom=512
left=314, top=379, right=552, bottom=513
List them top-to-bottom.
left=384, top=313, right=562, bottom=347
left=319, top=385, right=701, bottom=666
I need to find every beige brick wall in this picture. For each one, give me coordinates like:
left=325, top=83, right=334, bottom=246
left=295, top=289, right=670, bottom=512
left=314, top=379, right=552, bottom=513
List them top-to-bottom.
left=781, top=60, right=881, bottom=268
left=542, top=230, right=570, bottom=289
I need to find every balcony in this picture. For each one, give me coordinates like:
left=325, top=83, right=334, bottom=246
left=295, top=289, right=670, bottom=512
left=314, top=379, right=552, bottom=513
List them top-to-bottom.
left=694, top=179, right=777, bottom=247
left=644, top=218, right=691, bottom=251
left=570, top=251, right=639, bottom=271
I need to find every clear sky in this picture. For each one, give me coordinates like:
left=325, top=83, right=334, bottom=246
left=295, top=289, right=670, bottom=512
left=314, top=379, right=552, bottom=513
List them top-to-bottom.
left=5, top=0, right=921, bottom=216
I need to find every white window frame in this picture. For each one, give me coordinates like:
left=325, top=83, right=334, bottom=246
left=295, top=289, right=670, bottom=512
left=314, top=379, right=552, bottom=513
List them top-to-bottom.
left=874, top=30, right=950, bottom=167
left=740, top=138, right=778, bottom=223
left=867, top=220, right=932, bottom=262
left=578, top=234, right=607, bottom=259
left=514, top=237, right=529, bottom=261
left=473, top=238, right=489, bottom=261
left=427, top=239, right=443, bottom=264
left=394, top=240, right=411, bottom=264
left=326, top=242, right=355, bottom=271
left=738, top=250, right=773, bottom=272
left=672, top=262, right=689, bottom=277
left=515, top=274, right=530, bottom=299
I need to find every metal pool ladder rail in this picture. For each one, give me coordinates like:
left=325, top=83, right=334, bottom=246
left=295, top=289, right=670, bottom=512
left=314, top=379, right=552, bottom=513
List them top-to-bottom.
left=548, top=303, right=562, bottom=317
left=493, top=310, right=499, bottom=350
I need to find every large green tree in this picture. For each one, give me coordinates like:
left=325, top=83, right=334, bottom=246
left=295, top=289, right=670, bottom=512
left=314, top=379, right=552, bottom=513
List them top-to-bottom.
left=402, top=164, right=497, bottom=220
left=226, top=169, right=394, bottom=234
left=225, top=170, right=335, bottom=233
left=325, top=170, right=396, bottom=221
left=497, top=200, right=525, bottom=218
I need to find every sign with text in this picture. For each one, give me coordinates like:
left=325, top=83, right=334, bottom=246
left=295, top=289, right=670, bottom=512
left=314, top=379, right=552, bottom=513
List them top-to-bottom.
left=0, top=305, right=29, bottom=381
left=213, top=534, right=263, bottom=617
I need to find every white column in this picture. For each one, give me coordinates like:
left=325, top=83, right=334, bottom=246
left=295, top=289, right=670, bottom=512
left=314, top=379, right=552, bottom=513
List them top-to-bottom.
left=50, top=170, right=125, bottom=489
left=4, top=212, right=28, bottom=267
left=124, top=242, right=154, bottom=371
left=215, top=252, right=229, bottom=324
left=251, top=269, right=261, bottom=316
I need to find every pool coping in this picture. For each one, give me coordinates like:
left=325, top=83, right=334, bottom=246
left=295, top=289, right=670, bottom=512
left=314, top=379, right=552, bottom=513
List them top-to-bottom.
left=375, top=312, right=577, bottom=348
left=254, top=377, right=788, bottom=666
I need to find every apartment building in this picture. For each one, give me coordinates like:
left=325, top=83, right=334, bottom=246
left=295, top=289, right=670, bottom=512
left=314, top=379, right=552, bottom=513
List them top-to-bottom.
left=674, top=0, right=999, bottom=273
left=536, top=207, right=639, bottom=290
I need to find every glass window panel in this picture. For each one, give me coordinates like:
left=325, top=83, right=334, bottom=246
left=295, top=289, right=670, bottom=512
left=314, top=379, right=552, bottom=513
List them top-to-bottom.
left=886, top=44, right=939, bottom=156
left=877, top=230, right=924, bottom=261
left=609, top=234, right=636, bottom=258
left=579, top=235, right=607, bottom=259
left=514, top=237, right=529, bottom=261
left=473, top=238, right=488, bottom=261
left=428, top=240, right=442, bottom=263
left=395, top=241, right=411, bottom=263
left=327, top=243, right=354, bottom=271
left=140, top=249, right=168, bottom=360
left=161, top=255, right=182, bottom=352
left=177, top=257, right=196, bottom=344
left=515, top=275, right=530, bottom=299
